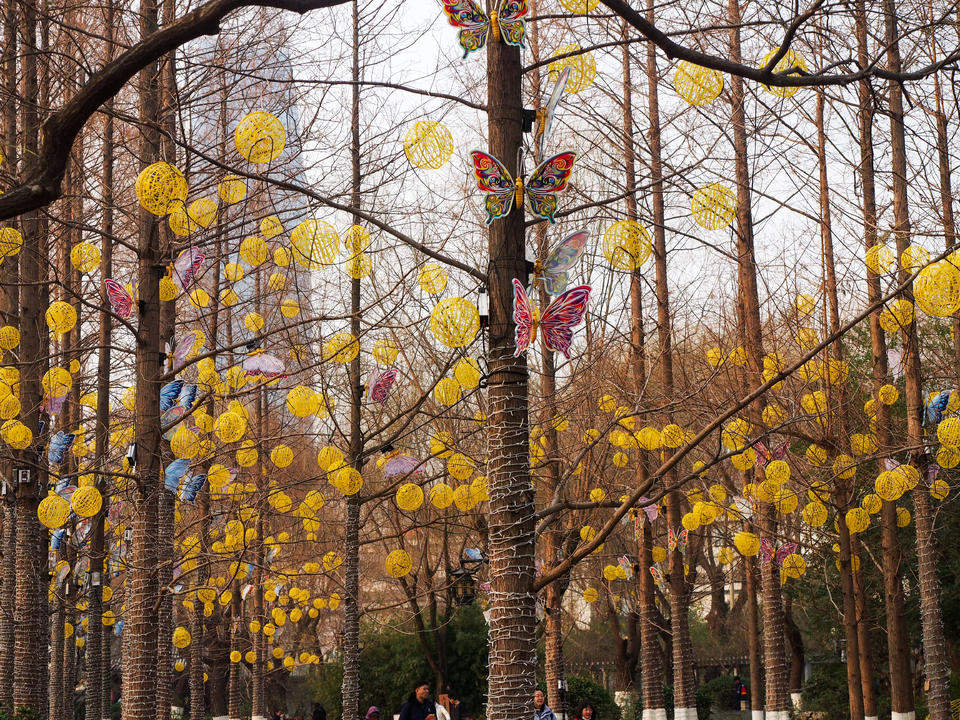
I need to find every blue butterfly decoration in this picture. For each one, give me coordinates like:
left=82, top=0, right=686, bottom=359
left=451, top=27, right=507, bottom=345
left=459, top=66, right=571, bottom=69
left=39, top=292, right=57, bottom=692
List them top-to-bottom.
left=160, top=380, right=184, bottom=413
left=179, top=383, right=197, bottom=411
left=924, top=390, right=951, bottom=426
left=48, top=431, right=76, bottom=465
left=164, top=458, right=190, bottom=493
left=180, top=474, right=206, bottom=503
left=51, top=528, right=67, bottom=550
left=114, top=620, right=123, bottom=636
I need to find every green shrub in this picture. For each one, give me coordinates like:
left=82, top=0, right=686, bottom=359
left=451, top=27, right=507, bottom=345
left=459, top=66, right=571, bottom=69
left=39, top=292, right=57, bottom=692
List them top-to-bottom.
left=566, top=675, right=621, bottom=720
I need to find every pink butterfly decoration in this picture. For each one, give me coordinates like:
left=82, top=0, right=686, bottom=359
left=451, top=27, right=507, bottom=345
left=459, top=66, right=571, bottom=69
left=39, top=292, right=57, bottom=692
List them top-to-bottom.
left=172, top=248, right=205, bottom=290
left=103, top=278, right=133, bottom=318
left=512, top=279, right=591, bottom=359
left=172, top=331, right=198, bottom=370
left=242, top=353, right=286, bottom=379
left=367, top=368, right=398, bottom=405
left=44, top=394, right=66, bottom=417
left=382, top=453, right=423, bottom=478
left=637, top=496, right=660, bottom=522
left=760, top=538, right=798, bottom=566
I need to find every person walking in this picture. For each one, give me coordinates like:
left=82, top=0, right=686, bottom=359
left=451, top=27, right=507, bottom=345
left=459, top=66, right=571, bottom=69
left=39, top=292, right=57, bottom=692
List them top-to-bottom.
left=398, top=681, right=437, bottom=720
left=534, top=690, right=557, bottom=720
left=311, top=704, right=327, bottom=720
left=575, top=704, right=595, bottom=720
left=361, top=707, right=381, bottom=720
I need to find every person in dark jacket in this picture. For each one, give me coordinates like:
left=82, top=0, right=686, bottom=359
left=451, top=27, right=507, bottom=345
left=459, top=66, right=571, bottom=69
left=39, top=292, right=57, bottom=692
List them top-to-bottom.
left=398, top=681, right=437, bottom=720
left=534, top=690, right=557, bottom=720
left=311, top=702, right=327, bottom=720
left=575, top=703, right=595, bottom=720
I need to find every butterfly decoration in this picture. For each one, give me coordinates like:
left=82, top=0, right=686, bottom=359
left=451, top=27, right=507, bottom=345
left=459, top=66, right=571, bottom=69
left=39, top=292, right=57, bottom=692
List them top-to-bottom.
left=440, top=0, right=527, bottom=59
left=536, top=67, right=569, bottom=158
left=470, top=150, right=576, bottom=224
left=533, top=230, right=589, bottom=296
left=172, top=247, right=205, bottom=291
left=103, top=278, right=133, bottom=319
left=513, top=279, right=591, bottom=359
left=172, top=331, right=198, bottom=370
left=887, top=348, right=904, bottom=380
left=243, top=352, right=286, bottom=379
left=366, top=367, right=398, bottom=405
left=160, top=380, right=184, bottom=413
left=178, top=383, right=197, bottom=411
left=924, top=389, right=951, bottom=426
left=43, top=394, right=66, bottom=418
left=161, top=406, right=187, bottom=441
left=47, top=431, right=76, bottom=465
left=753, top=440, right=788, bottom=466
left=382, top=451, right=424, bottom=478
left=164, top=458, right=190, bottom=493
left=927, top=464, right=940, bottom=483
left=180, top=474, right=206, bottom=503
left=634, top=496, right=660, bottom=523
left=668, top=527, right=688, bottom=554
left=51, top=528, right=67, bottom=550
left=759, top=538, right=798, bottom=567
left=266, top=546, right=279, bottom=564
left=617, top=555, right=635, bottom=580
left=54, top=562, right=71, bottom=587
left=649, top=565, right=665, bottom=588
left=241, top=584, right=254, bottom=601
left=114, top=620, right=123, bottom=636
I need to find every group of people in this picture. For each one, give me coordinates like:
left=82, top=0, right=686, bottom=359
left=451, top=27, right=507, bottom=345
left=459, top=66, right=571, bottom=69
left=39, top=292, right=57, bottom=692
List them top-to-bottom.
left=298, top=682, right=597, bottom=720
left=534, top=689, right=596, bottom=720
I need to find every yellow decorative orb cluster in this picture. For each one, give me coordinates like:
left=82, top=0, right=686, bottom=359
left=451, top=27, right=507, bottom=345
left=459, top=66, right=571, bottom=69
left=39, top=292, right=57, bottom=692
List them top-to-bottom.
left=136, top=162, right=188, bottom=216
left=291, top=219, right=339, bottom=269
left=914, top=260, right=960, bottom=317
left=429, top=297, right=480, bottom=348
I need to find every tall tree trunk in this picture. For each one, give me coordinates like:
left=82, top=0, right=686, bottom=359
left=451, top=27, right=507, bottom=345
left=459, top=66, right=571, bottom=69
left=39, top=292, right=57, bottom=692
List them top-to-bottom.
left=14, top=0, right=50, bottom=707
left=123, top=0, right=164, bottom=711
left=882, top=1, right=949, bottom=717
left=340, top=3, right=364, bottom=717
left=484, top=24, right=536, bottom=720
left=743, top=552, right=763, bottom=718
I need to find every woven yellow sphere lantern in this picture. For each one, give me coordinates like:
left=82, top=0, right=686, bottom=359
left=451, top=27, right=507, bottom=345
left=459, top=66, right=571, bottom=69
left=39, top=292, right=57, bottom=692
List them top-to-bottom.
left=559, top=0, right=599, bottom=12
left=548, top=44, right=596, bottom=94
left=760, top=47, right=808, bottom=98
left=673, top=61, right=723, bottom=106
left=234, top=111, right=286, bottom=163
left=403, top=121, right=454, bottom=169
left=136, top=162, right=188, bottom=215
left=218, top=174, right=246, bottom=204
left=690, top=184, right=737, bottom=230
left=188, top=198, right=218, bottom=228
left=260, top=215, right=283, bottom=239
left=291, top=219, right=339, bottom=269
left=602, top=220, right=651, bottom=271
left=343, top=224, right=370, bottom=254
left=0, top=227, right=22, bottom=257
left=239, top=235, right=269, bottom=266
left=70, top=242, right=101, bottom=273
left=865, top=243, right=895, bottom=274
left=900, top=244, right=930, bottom=273
left=343, top=252, right=371, bottom=280
left=915, top=260, right=960, bottom=317
left=418, top=264, right=449, bottom=294
left=189, top=288, right=210, bottom=308
left=429, top=297, right=480, bottom=348
left=280, top=298, right=300, bottom=318
left=879, top=299, right=914, bottom=332
left=46, top=302, right=77, bottom=337
left=244, top=312, right=265, bottom=334
left=0, top=326, right=19, bottom=351
left=323, top=332, right=359, bottom=363
left=373, top=339, right=399, bottom=365
left=454, top=357, right=482, bottom=389
left=434, top=377, right=462, bottom=406
left=878, top=383, right=899, bottom=405
left=0, top=395, right=19, bottom=420
left=214, top=411, right=246, bottom=443
left=937, top=417, right=960, bottom=446
left=2, top=420, right=31, bottom=449
left=170, top=425, right=200, bottom=459
left=236, top=439, right=258, bottom=468
left=270, top=444, right=294, bottom=468
left=936, top=444, right=960, bottom=469
left=731, top=448, right=756, bottom=470
left=447, top=452, right=474, bottom=480
left=833, top=453, right=857, bottom=480
left=765, top=459, right=790, bottom=483
left=333, top=466, right=363, bottom=496
left=931, top=479, right=950, bottom=500
left=396, top=483, right=424, bottom=511
left=430, top=483, right=454, bottom=509
left=452, top=483, right=476, bottom=511
left=71, top=486, right=102, bottom=518
left=861, top=493, right=882, bottom=515
left=38, top=494, right=70, bottom=529
left=801, top=501, right=827, bottom=527
left=845, top=507, right=870, bottom=534
left=896, top=507, right=911, bottom=527
left=734, top=531, right=760, bottom=556
left=385, top=549, right=412, bottom=578
left=781, top=553, right=805, bottom=580
left=582, top=587, right=599, bottom=603
left=172, top=626, right=192, bottom=649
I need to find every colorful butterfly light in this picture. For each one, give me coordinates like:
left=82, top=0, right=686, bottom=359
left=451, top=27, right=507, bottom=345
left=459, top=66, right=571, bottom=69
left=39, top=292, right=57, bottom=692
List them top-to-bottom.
left=441, top=0, right=527, bottom=59
left=536, top=67, right=569, bottom=158
left=470, top=150, right=576, bottom=224
left=534, top=230, right=589, bottom=295
left=172, top=247, right=204, bottom=291
left=103, top=278, right=133, bottom=319
left=512, top=279, right=590, bottom=359
left=172, top=331, right=199, bottom=370
left=243, top=352, right=286, bottom=379
left=366, top=368, right=398, bottom=405
left=48, top=431, right=76, bottom=465
left=382, top=452, right=423, bottom=478
left=668, top=527, right=688, bottom=554
left=759, top=538, right=798, bottom=567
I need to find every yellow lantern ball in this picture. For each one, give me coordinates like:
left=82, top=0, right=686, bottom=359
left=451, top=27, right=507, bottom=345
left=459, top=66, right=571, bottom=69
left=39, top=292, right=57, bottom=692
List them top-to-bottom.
left=548, top=44, right=596, bottom=94
left=760, top=47, right=808, bottom=98
left=673, top=61, right=723, bottom=106
left=234, top=111, right=286, bottom=163
left=403, top=120, right=454, bottom=170
left=136, top=162, right=188, bottom=215
left=218, top=175, right=246, bottom=204
left=690, top=184, right=736, bottom=230
left=291, top=219, right=339, bottom=269
left=602, top=220, right=651, bottom=271
left=0, top=228, right=23, bottom=257
left=239, top=236, right=269, bottom=266
left=70, top=242, right=101, bottom=273
left=418, top=264, right=449, bottom=294
left=429, top=297, right=480, bottom=348
left=45, top=302, right=77, bottom=336
left=323, top=332, right=359, bottom=363
left=270, top=444, right=294, bottom=468
left=396, top=483, right=424, bottom=511
left=429, top=483, right=454, bottom=509
left=38, top=494, right=70, bottom=529
left=734, top=531, right=760, bottom=556
left=385, top=549, right=413, bottom=578
left=172, top=626, right=192, bottom=649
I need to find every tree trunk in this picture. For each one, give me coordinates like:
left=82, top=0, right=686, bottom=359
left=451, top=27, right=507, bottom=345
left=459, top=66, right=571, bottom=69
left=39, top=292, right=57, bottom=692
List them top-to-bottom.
left=484, top=25, right=536, bottom=720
